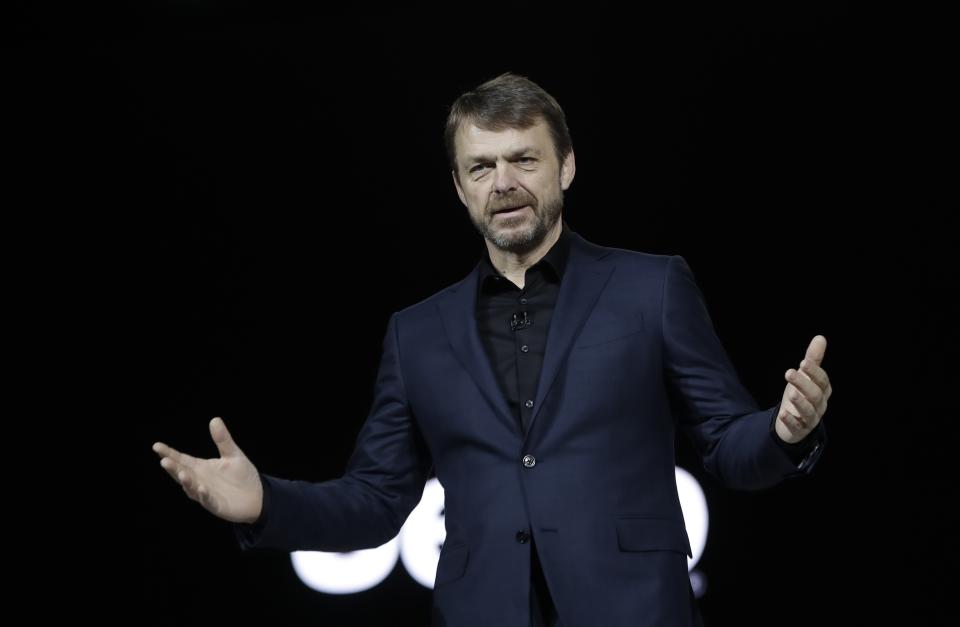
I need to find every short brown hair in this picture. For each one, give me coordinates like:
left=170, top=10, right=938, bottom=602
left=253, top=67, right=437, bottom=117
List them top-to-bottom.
left=445, top=72, right=573, bottom=174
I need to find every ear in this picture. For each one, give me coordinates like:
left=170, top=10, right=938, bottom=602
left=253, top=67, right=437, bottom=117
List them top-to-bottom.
left=560, top=149, right=576, bottom=191
left=452, top=169, right=467, bottom=207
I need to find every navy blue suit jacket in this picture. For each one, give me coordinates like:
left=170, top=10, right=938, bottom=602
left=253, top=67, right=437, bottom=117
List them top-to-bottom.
left=237, top=230, right=824, bottom=627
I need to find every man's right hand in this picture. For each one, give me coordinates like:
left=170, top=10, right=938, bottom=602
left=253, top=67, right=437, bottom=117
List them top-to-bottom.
left=153, top=417, right=264, bottom=524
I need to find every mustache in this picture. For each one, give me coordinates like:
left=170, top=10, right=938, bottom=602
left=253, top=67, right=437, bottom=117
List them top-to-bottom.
left=489, top=193, right=536, bottom=213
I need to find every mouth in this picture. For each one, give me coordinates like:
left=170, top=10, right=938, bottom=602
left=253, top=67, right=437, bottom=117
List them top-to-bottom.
left=492, top=205, right=530, bottom=217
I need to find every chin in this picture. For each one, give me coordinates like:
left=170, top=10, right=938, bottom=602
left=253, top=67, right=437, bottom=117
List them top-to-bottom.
left=493, top=219, right=532, bottom=236
left=491, top=227, right=541, bottom=253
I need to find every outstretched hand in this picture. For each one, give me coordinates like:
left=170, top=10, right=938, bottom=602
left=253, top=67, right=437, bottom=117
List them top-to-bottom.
left=775, top=335, right=833, bottom=444
left=153, top=417, right=264, bottom=524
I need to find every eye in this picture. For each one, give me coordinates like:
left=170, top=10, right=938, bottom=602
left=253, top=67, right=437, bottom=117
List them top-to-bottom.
left=469, top=164, right=490, bottom=174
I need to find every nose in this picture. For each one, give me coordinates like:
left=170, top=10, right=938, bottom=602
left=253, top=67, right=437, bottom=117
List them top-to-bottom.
left=492, top=162, right=518, bottom=193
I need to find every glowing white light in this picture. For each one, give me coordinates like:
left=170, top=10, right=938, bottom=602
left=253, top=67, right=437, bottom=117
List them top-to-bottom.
left=675, top=466, right=708, bottom=570
left=290, top=468, right=709, bottom=592
left=399, top=478, right=447, bottom=587
left=290, top=537, right=399, bottom=594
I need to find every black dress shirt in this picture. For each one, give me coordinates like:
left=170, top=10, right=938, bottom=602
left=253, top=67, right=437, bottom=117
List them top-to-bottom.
left=476, top=222, right=572, bottom=436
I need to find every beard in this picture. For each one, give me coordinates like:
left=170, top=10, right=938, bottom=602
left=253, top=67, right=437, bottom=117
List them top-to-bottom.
left=472, top=188, right=563, bottom=255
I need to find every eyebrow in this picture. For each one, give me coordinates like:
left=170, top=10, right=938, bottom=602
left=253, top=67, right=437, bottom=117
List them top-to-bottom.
left=464, top=146, right=542, bottom=166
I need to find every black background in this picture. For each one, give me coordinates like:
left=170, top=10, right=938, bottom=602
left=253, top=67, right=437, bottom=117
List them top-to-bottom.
left=14, top=2, right=954, bottom=624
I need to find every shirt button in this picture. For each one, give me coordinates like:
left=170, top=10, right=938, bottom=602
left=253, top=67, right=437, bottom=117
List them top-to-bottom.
left=521, top=345, right=529, bottom=353
left=525, top=399, right=534, bottom=408
left=522, top=454, right=536, bottom=468
left=516, top=530, right=531, bottom=543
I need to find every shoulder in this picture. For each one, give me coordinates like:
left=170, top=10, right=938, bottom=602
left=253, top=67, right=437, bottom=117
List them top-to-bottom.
left=570, top=230, right=687, bottom=279
left=379, top=267, right=476, bottom=342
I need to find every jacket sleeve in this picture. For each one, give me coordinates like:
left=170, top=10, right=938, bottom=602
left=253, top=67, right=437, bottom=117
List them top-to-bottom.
left=662, top=255, right=824, bottom=490
left=234, top=312, right=433, bottom=551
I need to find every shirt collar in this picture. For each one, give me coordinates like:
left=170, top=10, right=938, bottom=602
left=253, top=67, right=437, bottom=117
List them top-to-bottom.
left=477, top=219, right=572, bottom=293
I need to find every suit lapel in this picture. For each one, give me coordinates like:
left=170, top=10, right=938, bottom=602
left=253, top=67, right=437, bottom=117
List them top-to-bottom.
left=436, top=231, right=614, bottom=438
left=526, top=232, right=613, bottom=438
left=436, top=265, right=517, bottom=433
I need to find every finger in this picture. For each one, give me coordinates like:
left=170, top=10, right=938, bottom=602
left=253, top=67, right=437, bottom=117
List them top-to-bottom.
left=804, top=335, right=827, bottom=367
left=799, top=359, right=830, bottom=393
left=786, top=369, right=824, bottom=406
left=811, top=382, right=832, bottom=418
left=785, top=383, right=818, bottom=420
left=816, top=383, right=831, bottom=414
left=816, top=395, right=829, bottom=419
left=781, top=400, right=810, bottom=430
left=778, top=406, right=808, bottom=435
left=209, top=417, right=239, bottom=458
left=152, top=442, right=199, bottom=469
left=160, top=456, right=187, bottom=485
left=159, top=457, right=206, bottom=504
left=177, top=468, right=204, bottom=499
left=178, top=468, right=191, bottom=490
left=180, top=473, right=215, bottom=509
left=182, top=481, right=201, bottom=502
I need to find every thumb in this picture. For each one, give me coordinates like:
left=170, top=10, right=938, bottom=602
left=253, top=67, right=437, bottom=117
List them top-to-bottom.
left=804, top=335, right=828, bottom=367
left=209, top=416, right=240, bottom=458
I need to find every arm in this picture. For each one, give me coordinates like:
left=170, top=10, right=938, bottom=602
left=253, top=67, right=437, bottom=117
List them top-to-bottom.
left=662, top=255, right=827, bottom=490
left=236, top=312, right=432, bottom=552
left=155, top=313, right=432, bottom=553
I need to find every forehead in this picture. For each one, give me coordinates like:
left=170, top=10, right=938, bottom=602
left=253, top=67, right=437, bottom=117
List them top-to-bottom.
left=455, top=119, right=553, bottom=161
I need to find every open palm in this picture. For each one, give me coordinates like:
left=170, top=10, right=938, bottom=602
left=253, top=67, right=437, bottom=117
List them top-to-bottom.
left=153, top=417, right=263, bottom=524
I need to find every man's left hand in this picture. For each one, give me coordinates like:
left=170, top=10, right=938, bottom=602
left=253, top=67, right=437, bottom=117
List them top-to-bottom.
left=775, top=335, right=833, bottom=444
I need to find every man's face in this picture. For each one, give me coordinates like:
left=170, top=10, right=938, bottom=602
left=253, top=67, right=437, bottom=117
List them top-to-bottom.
left=452, top=118, right=575, bottom=255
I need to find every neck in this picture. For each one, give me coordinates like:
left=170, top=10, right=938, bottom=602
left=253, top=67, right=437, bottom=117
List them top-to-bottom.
left=485, top=220, right=563, bottom=289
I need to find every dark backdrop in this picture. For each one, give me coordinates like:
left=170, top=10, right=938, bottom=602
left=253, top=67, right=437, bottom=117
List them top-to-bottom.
left=14, top=2, right=953, bottom=625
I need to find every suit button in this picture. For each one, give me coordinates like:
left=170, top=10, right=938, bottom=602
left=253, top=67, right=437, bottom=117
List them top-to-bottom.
left=525, top=399, right=534, bottom=408
left=522, top=454, right=536, bottom=468
left=516, top=530, right=531, bottom=543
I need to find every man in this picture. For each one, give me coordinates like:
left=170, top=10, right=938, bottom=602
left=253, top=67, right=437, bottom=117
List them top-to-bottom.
left=153, top=72, right=831, bottom=627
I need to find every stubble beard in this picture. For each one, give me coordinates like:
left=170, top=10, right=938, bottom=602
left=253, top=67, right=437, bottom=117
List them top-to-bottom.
left=474, top=192, right=563, bottom=256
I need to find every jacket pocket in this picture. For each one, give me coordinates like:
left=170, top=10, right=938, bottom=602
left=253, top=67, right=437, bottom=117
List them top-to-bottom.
left=615, top=517, right=692, bottom=557
left=434, top=543, right=469, bottom=586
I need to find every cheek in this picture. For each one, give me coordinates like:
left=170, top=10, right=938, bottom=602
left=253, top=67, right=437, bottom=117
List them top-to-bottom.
left=531, top=182, right=557, bottom=204
left=466, top=190, right=489, bottom=213
left=465, top=199, right=487, bottom=220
